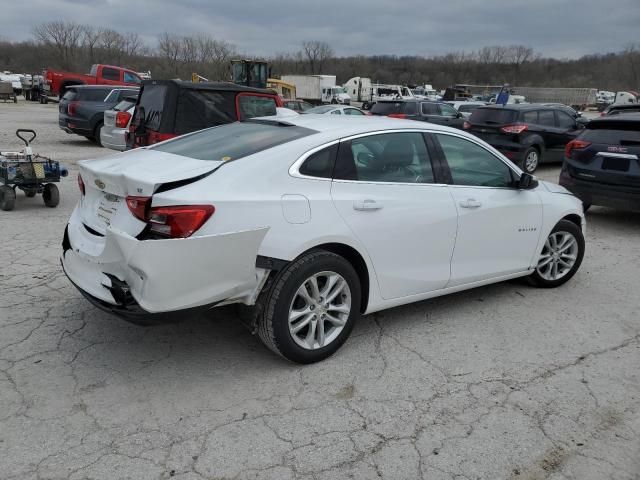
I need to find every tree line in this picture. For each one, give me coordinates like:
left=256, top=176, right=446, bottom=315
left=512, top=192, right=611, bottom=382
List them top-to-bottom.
left=0, top=21, right=638, bottom=91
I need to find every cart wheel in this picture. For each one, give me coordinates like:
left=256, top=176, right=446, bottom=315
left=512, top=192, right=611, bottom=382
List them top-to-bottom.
left=43, top=183, right=60, bottom=208
left=0, top=186, right=16, bottom=211
left=24, top=188, right=37, bottom=198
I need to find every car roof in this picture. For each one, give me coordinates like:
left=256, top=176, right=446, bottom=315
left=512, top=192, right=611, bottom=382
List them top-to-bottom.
left=142, top=79, right=275, bottom=95
left=70, top=85, right=138, bottom=90
left=377, top=99, right=443, bottom=104
left=477, top=104, right=560, bottom=111
left=608, top=104, right=640, bottom=110
left=256, top=113, right=460, bottom=136
left=588, top=113, right=640, bottom=125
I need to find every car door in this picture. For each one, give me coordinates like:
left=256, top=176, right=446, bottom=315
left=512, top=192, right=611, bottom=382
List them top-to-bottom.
left=420, top=102, right=446, bottom=125
left=537, top=109, right=566, bottom=162
left=555, top=110, right=581, bottom=152
left=331, top=131, right=458, bottom=299
left=433, top=132, right=543, bottom=286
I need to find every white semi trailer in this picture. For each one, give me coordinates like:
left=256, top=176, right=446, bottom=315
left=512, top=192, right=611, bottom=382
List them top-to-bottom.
left=280, top=75, right=351, bottom=105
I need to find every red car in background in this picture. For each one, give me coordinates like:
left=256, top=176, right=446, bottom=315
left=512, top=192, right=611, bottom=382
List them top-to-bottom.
left=44, top=64, right=142, bottom=98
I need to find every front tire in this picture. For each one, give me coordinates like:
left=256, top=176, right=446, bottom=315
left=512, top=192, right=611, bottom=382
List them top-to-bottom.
left=528, top=219, right=584, bottom=288
left=256, top=250, right=361, bottom=364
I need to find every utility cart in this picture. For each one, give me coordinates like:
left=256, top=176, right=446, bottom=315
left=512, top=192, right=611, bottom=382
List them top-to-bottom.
left=0, top=81, right=17, bottom=103
left=0, top=129, right=67, bottom=211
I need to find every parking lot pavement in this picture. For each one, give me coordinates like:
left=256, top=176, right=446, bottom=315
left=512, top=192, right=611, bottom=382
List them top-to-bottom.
left=1, top=102, right=639, bottom=480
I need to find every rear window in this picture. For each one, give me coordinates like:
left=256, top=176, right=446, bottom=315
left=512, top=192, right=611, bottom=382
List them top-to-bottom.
left=138, top=85, right=168, bottom=131
left=75, top=89, right=110, bottom=102
left=237, top=95, right=277, bottom=120
left=114, top=99, right=135, bottom=112
left=371, top=102, right=417, bottom=115
left=469, top=108, right=518, bottom=125
left=152, top=121, right=316, bottom=161
left=580, top=124, right=640, bottom=145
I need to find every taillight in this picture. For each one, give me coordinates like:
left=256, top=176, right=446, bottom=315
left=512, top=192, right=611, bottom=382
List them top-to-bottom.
left=68, top=101, right=79, bottom=116
left=115, top=111, right=132, bottom=128
left=388, top=113, right=406, bottom=119
left=463, top=121, right=471, bottom=130
left=500, top=124, right=528, bottom=134
left=147, top=131, right=176, bottom=145
left=565, top=139, right=591, bottom=158
left=77, top=173, right=85, bottom=196
left=126, top=196, right=151, bottom=221
left=126, top=197, right=214, bottom=238
left=148, top=205, right=215, bottom=238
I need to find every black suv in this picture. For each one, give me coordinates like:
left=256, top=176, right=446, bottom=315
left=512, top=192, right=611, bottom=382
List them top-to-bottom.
left=59, top=85, right=139, bottom=145
left=370, top=100, right=466, bottom=129
left=600, top=103, right=640, bottom=117
left=465, top=104, right=587, bottom=173
left=560, top=114, right=640, bottom=211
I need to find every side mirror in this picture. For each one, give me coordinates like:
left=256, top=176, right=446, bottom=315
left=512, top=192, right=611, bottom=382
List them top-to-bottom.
left=457, top=112, right=464, bottom=118
left=518, top=172, right=538, bottom=190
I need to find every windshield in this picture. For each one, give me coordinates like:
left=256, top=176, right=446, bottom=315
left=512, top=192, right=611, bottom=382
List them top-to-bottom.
left=332, top=87, right=346, bottom=94
left=152, top=121, right=316, bottom=161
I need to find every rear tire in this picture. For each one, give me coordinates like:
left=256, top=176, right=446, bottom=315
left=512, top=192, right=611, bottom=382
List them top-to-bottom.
left=93, top=122, right=104, bottom=147
left=522, top=147, right=540, bottom=173
left=42, top=183, right=60, bottom=208
left=0, top=186, right=16, bottom=211
left=528, top=219, right=584, bottom=288
left=256, top=250, right=361, bottom=364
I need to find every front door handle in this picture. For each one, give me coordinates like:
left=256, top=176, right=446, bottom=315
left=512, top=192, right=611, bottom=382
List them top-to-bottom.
left=459, top=198, right=482, bottom=209
left=353, top=199, right=383, bottom=211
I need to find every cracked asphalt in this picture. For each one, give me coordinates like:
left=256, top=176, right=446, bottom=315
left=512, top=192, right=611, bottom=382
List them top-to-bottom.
left=1, top=102, right=639, bottom=480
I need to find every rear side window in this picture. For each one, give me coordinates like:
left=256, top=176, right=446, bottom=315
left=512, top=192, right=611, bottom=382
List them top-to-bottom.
left=102, top=67, right=120, bottom=81
left=76, top=89, right=110, bottom=102
left=237, top=95, right=277, bottom=120
left=114, top=99, right=135, bottom=112
left=370, top=102, right=413, bottom=115
left=422, top=103, right=439, bottom=114
left=469, top=108, right=518, bottom=125
left=152, top=121, right=315, bottom=161
left=580, top=126, right=640, bottom=145
left=334, top=132, right=434, bottom=183
left=299, top=145, right=338, bottom=178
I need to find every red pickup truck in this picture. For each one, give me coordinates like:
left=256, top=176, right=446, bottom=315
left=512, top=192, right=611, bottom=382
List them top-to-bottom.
left=44, top=64, right=142, bottom=97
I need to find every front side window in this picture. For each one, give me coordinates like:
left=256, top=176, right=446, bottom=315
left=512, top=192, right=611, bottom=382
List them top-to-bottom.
left=102, top=67, right=120, bottom=81
left=124, top=72, right=141, bottom=84
left=237, top=95, right=277, bottom=120
left=422, top=103, right=439, bottom=115
left=439, top=104, right=458, bottom=116
left=344, top=108, right=364, bottom=115
left=331, top=109, right=342, bottom=115
left=522, top=111, right=538, bottom=124
left=556, top=111, right=576, bottom=129
left=334, top=132, right=434, bottom=184
left=436, top=134, right=515, bottom=188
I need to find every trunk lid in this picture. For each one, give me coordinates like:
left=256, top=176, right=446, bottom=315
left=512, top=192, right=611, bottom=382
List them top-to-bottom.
left=78, top=149, right=222, bottom=235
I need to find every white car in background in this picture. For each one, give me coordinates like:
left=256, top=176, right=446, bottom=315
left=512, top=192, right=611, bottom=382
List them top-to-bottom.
left=100, top=98, right=136, bottom=151
left=446, top=101, right=488, bottom=119
left=304, top=105, right=366, bottom=115
left=62, top=115, right=585, bottom=363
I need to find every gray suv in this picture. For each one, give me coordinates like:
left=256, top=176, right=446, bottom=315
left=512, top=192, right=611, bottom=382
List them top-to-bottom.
left=369, top=100, right=466, bottom=129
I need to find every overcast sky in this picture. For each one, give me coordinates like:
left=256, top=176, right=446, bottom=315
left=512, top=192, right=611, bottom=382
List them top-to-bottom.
left=2, top=0, right=639, bottom=58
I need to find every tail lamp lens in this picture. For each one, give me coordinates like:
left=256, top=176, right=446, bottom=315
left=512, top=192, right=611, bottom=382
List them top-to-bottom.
left=68, top=101, right=79, bottom=116
left=115, top=111, right=132, bottom=128
left=387, top=113, right=406, bottom=119
left=463, top=121, right=471, bottom=130
left=500, top=124, right=528, bottom=134
left=565, top=139, right=591, bottom=158
left=77, top=173, right=85, bottom=196
left=125, top=197, right=214, bottom=238
left=148, top=205, right=215, bottom=238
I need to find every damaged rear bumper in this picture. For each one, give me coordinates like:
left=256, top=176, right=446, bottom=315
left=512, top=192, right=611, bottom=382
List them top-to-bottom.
left=61, top=216, right=269, bottom=322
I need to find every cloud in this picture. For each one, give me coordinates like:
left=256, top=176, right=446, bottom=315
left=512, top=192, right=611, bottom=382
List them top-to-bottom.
left=2, top=0, right=638, bottom=58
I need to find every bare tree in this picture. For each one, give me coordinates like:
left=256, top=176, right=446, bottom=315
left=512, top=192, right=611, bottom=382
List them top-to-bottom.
left=32, top=21, right=84, bottom=69
left=81, top=25, right=102, bottom=65
left=157, top=32, right=182, bottom=75
left=302, top=41, right=334, bottom=74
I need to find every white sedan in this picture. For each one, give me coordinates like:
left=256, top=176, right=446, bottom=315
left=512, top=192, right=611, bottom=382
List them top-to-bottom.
left=304, top=105, right=366, bottom=115
left=62, top=115, right=586, bottom=363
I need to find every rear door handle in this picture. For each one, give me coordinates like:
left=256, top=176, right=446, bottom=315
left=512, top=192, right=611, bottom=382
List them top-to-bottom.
left=459, top=198, right=482, bottom=209
left=353, top=199, right=383, bottom=211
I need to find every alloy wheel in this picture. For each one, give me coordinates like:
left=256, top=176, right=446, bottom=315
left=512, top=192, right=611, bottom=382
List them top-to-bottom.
left=525, top=150, right=539, bottom=172
left=536, top=231, right=579, bottom=281
left=288, top=271, right=351, bottom=350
